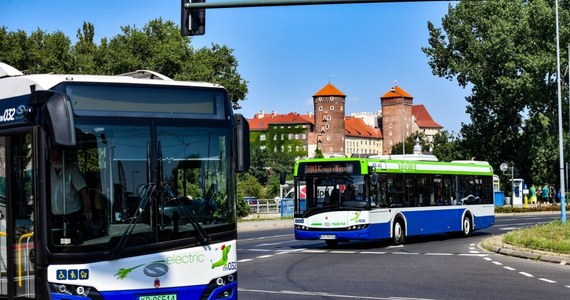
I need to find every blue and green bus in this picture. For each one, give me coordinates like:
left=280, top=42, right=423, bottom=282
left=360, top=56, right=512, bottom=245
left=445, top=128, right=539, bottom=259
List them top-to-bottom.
left=292, top=155, right=495, bottom=246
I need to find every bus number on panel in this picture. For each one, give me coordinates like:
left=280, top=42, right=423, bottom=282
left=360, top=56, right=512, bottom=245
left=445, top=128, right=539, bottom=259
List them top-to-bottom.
left=0, top=108, right=16, bottom=122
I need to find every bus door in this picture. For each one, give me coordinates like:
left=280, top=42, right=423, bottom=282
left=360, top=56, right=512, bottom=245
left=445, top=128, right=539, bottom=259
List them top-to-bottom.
left=0, top=133, right=36, bottom=299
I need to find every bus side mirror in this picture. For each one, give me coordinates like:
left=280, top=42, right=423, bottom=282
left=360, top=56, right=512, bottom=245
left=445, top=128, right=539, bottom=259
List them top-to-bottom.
left=28, top=90, right=76, bottom=147
left=235, top=113, right=249, bottom=172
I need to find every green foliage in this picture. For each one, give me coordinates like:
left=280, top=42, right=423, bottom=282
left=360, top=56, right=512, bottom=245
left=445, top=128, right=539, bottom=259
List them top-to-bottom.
left=423, top=1, right=570, bottom=186
left=1, top=19, right=248, bottom=109
left=432, top=130, right=465, bottom=162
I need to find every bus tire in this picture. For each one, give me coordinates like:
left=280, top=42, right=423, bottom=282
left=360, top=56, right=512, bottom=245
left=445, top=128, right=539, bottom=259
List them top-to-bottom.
left=462, top=215, right=473, bottom=237
left=392, top=220, right=404, bottom=245
left=325, top=240, right=339, bottom=248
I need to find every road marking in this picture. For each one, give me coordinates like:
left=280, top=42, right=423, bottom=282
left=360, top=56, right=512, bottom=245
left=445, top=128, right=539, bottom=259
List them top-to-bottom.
left=239, top=234, right=292, bottom=242
left=256, top=240, right=297, bottom=247
left=243, top=248, right=271, bottom=252
left=302, top=249, right=328, bottom=253
left=331, top=250, right=357, bottom=254
left=393, top=252, right=420, bottom=255
left=425, top=253, right=454, bottom=256
left=256, top=255, right=274, bottom=259
left=483, top=257, right=492, bottom=261
left=238, top=258, right=253, bottom=262
left=492, top=261, right=503, bottom=266
left=504, top=266, right=516, bottom=271
left=519, top=272, right=534, bottom=278
left=538, top=278, right=557, bottom=284
left=238, top=288, right=435, bottom=299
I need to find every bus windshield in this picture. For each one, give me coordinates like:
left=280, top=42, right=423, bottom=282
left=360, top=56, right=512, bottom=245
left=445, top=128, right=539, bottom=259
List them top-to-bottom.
left=47, top=119, right=233, bottom=254
left=295, top=175, right=367, bottom=214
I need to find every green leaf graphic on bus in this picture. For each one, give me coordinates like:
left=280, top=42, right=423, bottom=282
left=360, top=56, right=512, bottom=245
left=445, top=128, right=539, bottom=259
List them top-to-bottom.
left=350, top=212, right=361, bottom=222
left=211, top=244, right=231, bottom=269
left=115, top=264, right=145, bottom=280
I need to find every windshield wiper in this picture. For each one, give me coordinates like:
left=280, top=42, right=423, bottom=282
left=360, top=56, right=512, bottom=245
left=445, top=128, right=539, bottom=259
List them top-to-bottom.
left=157, top=141, right=209, bottom=244
left=107, top=183, right=156, bottom=260
left=161, top=184, right=210, bottom=244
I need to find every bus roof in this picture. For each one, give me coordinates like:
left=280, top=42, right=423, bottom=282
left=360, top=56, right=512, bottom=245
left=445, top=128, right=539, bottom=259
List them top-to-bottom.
left=0, top=64, right=225, bottom=99
left=294, top=157, right=494, bottom=176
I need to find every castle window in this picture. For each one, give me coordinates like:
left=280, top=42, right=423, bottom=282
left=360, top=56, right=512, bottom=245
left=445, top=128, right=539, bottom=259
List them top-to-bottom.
left=260, top=134, right=266, bottom=141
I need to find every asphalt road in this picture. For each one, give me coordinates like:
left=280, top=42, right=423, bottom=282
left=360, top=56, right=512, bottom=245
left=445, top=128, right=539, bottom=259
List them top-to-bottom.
left=236, top=213, right=569, bottom=299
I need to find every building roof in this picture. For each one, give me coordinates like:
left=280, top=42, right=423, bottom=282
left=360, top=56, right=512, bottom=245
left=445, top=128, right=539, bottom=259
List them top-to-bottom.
left=313, top=83, right=346, bottom=97
left=380, top=85, right=413, bottom=99
left=412, top=104, right=443, bottom=129
left=248, top=112, right=313, bottom=131
left=345, top=117, right=382, bottom=139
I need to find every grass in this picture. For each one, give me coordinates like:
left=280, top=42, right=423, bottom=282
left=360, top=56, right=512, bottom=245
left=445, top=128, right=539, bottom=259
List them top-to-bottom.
left=503, top=221, right=570, bottom=254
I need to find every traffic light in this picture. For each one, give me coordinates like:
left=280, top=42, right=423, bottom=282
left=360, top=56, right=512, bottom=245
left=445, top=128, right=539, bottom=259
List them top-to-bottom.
left=181, top=0, right=205, bottom=36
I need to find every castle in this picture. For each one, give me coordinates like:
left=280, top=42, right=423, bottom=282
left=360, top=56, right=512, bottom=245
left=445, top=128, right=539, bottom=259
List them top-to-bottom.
left=247, top=83, right=442, bottom=158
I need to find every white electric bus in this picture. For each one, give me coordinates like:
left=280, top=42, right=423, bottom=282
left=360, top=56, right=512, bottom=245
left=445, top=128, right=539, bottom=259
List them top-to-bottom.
left=0, top=62, right=248, bottom=299
left=292, top=156, right=495, bottom=247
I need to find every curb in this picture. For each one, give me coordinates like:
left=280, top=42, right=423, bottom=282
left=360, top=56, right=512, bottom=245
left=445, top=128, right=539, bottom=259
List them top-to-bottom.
left=237, top=218, right=292, bottom=232
left=479, top=235, right=570, bottom=265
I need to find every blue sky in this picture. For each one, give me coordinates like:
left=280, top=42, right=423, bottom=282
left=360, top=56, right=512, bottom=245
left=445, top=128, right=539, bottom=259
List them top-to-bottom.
left=1, top=0, right=469, bottom=132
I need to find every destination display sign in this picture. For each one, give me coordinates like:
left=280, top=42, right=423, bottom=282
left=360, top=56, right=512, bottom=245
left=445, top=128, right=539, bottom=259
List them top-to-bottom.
left=298, top=161, right=360, bottom=176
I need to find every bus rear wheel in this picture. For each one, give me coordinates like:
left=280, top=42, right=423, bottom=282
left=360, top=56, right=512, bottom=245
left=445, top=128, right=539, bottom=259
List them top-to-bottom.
left=462, top=215, right=473, bottom=237
left=392, top=221, right=404, bottom=245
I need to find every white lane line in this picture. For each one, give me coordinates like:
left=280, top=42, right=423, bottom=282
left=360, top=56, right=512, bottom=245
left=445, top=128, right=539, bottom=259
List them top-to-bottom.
left=302, top=249, right=328, bottom=253
left=330, top=250, right=358, bottom=254
left=360, top=251, right=387, bottom=255
left=392, top=252, right=420, bottom=255
left=425, top=253, right=454, bottom=256
left=256, top=255, right=274, bottom=259
left=483, top=257, right=493, bottom=261
left=238, top=258, right=253, bottom=262
left=492, top=261, right=503, bottom=266
left=504, top=266, right=516, bottom=271
left=519, top=272, right=534, bottom=278
left=538, top=278, right=557, bottom=284
left=239, top=288, right=435, bottom=299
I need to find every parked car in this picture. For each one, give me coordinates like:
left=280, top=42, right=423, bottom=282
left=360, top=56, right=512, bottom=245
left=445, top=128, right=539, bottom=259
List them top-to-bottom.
left=244, top=196, right=258, bottom=205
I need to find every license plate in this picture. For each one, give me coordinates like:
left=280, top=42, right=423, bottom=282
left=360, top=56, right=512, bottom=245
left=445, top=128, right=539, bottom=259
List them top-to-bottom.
left=320, top=234, right=336, bottom=240
left=138, top=294, right=177, bottom=300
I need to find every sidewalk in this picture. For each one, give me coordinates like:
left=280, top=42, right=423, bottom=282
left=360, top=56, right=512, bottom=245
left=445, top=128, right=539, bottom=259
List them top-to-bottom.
left=237, top=217, right=291, bottom=232
left=479, top=234, right=570, bottom=265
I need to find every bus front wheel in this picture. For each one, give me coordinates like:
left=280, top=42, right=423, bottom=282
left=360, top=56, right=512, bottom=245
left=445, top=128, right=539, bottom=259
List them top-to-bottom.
left=462, top=215, right=473, bottom=237
left=392, top=220, right=404, bottom=245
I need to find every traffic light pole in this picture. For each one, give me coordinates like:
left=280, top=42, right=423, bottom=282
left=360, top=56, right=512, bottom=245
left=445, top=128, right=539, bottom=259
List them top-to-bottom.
left=182, top=0, right=456, bottom=35
left=184, top=0, right=445, bottom=9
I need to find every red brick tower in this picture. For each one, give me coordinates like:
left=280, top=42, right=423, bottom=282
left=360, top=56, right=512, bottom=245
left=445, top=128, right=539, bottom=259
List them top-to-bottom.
left=313, top=83, right=346, bottom=157
left=380, top=86, right=413, bottom=155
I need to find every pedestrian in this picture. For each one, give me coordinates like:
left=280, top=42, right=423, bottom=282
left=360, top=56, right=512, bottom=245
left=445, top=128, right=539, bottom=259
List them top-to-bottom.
left=529, top=184, right=537, bottom=206
left=542, top=184, right=550, bottom=206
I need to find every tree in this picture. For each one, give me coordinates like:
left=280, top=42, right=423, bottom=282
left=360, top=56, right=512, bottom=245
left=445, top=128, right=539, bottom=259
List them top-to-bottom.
left=423, top=0, right=570, bottom=182
left=1, top=19, right=248, bottom=110
left=432, top=130, right=465, bottom=162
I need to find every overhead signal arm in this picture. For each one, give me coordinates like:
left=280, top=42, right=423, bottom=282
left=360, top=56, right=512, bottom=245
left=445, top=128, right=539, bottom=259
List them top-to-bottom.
left=181, top=0, right=455, bottom=36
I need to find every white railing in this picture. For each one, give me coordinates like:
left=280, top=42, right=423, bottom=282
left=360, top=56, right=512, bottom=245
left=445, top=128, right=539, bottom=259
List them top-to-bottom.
left=248, top=199, right=280, bottom=214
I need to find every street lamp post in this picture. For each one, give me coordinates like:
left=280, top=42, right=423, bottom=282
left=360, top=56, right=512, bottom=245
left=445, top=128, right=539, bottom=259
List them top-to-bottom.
left=555, top=0, right=567, bottom=223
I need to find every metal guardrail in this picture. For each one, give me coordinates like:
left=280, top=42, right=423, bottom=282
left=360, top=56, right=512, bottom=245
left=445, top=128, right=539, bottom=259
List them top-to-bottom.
left=247, top=199, right=280, bottom=214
